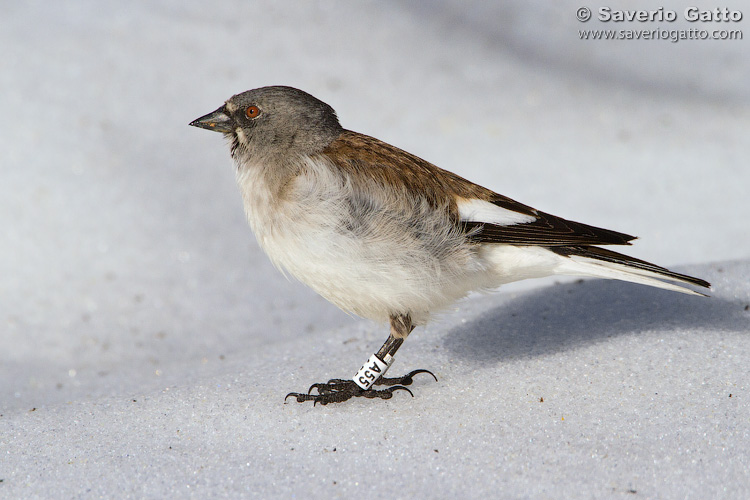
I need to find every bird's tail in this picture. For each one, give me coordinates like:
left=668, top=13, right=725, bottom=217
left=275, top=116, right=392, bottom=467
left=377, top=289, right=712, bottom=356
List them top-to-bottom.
left=550, top=246, right=711, bottom=296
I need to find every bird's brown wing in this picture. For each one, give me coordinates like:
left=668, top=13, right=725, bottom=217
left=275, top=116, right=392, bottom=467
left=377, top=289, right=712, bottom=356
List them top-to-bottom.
left=321, top=130, right=635, bottom=247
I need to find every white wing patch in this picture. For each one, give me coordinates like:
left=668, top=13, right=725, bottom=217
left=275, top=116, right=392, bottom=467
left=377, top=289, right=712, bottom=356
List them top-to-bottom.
left=457, top=198, right=537, bottom=226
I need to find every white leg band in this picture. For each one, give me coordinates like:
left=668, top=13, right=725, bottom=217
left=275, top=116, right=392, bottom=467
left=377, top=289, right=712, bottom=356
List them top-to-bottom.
left=352, top=353, right=394, bottom=390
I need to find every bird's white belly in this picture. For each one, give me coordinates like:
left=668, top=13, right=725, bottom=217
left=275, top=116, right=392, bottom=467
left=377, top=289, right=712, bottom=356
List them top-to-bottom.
left=237, top=161, right=485, bottom=324
left=260, top=206, right=480, bottom=323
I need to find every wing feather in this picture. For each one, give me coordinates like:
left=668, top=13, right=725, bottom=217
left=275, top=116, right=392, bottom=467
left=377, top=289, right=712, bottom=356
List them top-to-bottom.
left=322, top=130, right=636, bottom=248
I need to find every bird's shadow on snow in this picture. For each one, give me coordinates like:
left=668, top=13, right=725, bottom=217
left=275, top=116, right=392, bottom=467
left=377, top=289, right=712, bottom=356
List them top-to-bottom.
left=443, top=264, right=749, bottom=364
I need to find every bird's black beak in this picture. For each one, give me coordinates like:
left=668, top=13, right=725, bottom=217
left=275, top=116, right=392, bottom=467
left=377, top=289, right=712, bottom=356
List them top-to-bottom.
left=189, top=105, right=234, bottom=133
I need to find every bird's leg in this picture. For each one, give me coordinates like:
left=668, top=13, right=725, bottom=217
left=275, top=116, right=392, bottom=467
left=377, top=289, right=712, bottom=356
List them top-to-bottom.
left=285, top=314, right=437, bottom=405
left=370, top=315, right=435, bottom=386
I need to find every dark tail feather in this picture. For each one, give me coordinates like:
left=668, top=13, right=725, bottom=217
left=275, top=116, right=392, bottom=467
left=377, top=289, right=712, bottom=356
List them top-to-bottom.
left=550, top=245, right=711, bottom=291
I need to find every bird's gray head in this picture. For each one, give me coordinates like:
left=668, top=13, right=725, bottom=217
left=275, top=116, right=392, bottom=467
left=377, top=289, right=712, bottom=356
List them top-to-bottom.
left=190, top=86, right=343, bottom=160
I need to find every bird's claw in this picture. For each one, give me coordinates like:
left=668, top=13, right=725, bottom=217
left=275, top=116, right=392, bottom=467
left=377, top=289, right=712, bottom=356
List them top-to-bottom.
left=285, top=369, right=435, bottom=405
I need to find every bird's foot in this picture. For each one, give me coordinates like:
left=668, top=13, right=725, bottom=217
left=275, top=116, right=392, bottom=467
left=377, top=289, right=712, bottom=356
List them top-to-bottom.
left=285, top=369, right=437, bottom=405
left=374, top=369, right=437, bottom=387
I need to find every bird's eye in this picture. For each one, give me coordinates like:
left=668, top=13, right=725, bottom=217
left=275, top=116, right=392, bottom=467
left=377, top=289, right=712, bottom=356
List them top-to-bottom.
left=245, top=105, right=260, bottom=119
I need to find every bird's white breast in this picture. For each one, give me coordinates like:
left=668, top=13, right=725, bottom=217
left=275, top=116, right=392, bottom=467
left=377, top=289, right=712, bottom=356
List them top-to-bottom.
left=234, top=156, right=489, bottom=324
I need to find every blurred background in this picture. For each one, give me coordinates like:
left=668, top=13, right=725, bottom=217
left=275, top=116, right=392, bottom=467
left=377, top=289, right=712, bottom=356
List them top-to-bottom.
left=1, top=0, right=747, bottom=410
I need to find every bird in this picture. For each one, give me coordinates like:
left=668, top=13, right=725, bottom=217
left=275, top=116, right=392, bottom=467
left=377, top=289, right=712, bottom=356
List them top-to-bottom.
left=189, top=85, right=710, bottom=405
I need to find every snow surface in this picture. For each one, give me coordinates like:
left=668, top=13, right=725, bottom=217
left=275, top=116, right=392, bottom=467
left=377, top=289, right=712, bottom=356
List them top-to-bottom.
left=2, top=1, right=749, bottom=498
